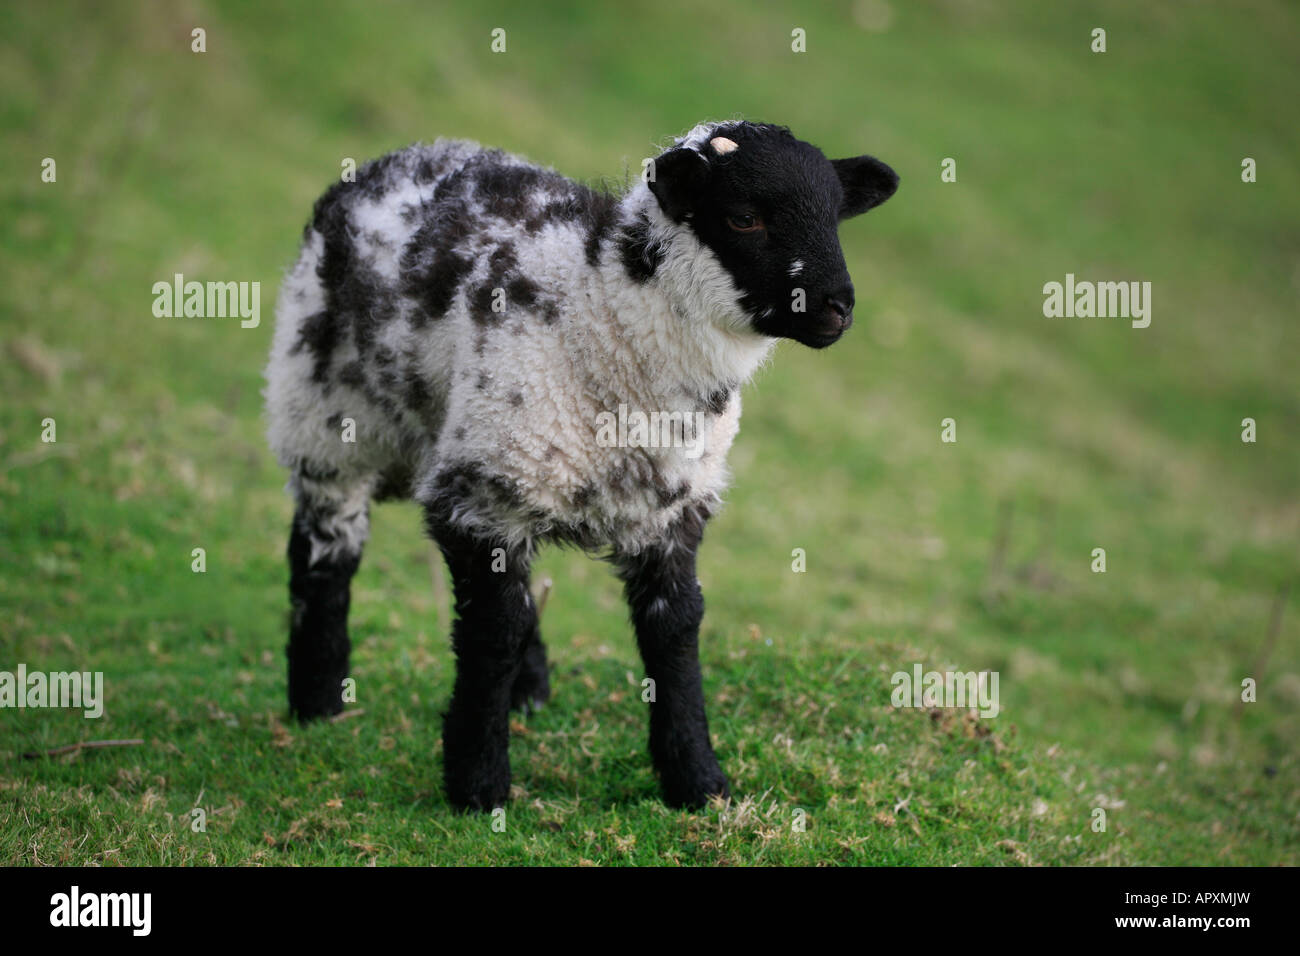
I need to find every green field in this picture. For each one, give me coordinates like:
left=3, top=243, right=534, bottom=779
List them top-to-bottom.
left=1, top=0, right=1297, bottom=865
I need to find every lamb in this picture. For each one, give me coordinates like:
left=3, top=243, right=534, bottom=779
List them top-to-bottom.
left=264, top=120, right=898, bottom=810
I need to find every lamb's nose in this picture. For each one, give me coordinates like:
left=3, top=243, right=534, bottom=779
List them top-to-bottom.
left=826, top=288, right=855, bottom=324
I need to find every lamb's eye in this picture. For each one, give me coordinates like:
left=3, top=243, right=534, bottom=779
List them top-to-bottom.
left=727, top=214, right=762, bottom=233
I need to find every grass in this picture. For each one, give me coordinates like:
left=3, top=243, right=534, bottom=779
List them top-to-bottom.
left=1, top=0, right=1297, bottom=865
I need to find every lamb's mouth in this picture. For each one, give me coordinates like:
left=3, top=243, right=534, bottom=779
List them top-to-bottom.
left=801, top=312, right=852, bottom=348
left=804, top=329, right=846, bottom=349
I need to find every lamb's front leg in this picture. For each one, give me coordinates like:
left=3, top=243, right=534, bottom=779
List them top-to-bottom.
left=616, top=510, right=730, bottom=809
left=427, top=514, right=536, bottom=812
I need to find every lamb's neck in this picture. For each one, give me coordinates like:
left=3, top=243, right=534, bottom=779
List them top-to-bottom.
left=590, top=186, right=775, bottom=406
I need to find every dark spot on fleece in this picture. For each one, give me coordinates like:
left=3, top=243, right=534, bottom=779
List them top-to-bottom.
left=354, top=150, right=409, bottom=202
left=412, top=154, right=441, bottom=186
left=430, top=157, right=481, bottom=203
left=472, top=162, right=550, bottom=222
left=473, top=162, right=611, bottom=243
left=307, top=175, right=351, bottom=241
left=307, top=176, right=399, bottom=359
left=290, top=186, right=357, bottom=381
left=401, top=187, right=480, bottom=325
left=584, top=193, right=619, bottom=267
left=526, top=197, right=583, bottom=234
left=618, top=212, right=662, bottom=282
left=363, top=228, right=394, bottom=254
left=404, top=239, right=473, bottom=325
left=489, top=243, right=518, bottom=272
left=470, top=244, right=543, bottom=325
left=336, top=259, right=396, bottom=356
left=507, top=275, right=541, bottom=309
left=469, top=281, right=501, bottom=325
left=355, top=284, right=398, bottom=354
left=541, top=300, right=561, bottom=325
left=290, top=310, right=344, bottom=383
left=333, top=357, right=403, bottom=424
left=339, top=361, right=366, bottom=390
left=402, top=366, right=432, bottom=412
left=403, top=367, right=445, bottom=437
left=476, top=371, right=490, bottom=391
left=700, top=386, right=731, bottom=416
left=508, top=390, right=524, bottom=407
left=325, top=412, right=343, bottom=430
left=454, top=426, right=467, bottom=441
left=543, top=443, right=559, bottom=461
left=608, top=452, right=680, bottom=509
left=609, top=455, right=664, bottom=500
left=608, top=458, right=629, bottom=490
left=425, top=461, right=545, bottom=528
left=650, top=470, right=679, bottom=508
left=657, top=481, right=691, bottom=509
left=573, top=484, right=596, bottom=507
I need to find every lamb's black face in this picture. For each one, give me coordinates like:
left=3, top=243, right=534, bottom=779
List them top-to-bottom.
left=648, top=122, right=898, bottom=348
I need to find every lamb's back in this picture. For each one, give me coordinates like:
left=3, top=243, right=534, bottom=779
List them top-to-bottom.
left=266, top=139, right=620, bottom=499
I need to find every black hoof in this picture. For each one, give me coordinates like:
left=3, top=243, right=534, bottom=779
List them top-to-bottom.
left=660, top=766, right=731, bottom=810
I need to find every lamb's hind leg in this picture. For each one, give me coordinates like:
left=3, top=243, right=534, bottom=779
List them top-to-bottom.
left=286, top=467, right=371, bottom=722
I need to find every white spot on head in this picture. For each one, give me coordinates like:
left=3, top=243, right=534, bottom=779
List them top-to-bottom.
left=677, top=122, right=724, bottom=153
left=709, top=136, right=739, bottom=155
left=788, top=259, right=804, bottom=277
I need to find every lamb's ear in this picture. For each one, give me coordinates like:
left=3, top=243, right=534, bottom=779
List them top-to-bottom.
left=647, top=147, right=709, bottom=222
left=831, top=155, right=899, bottom=219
